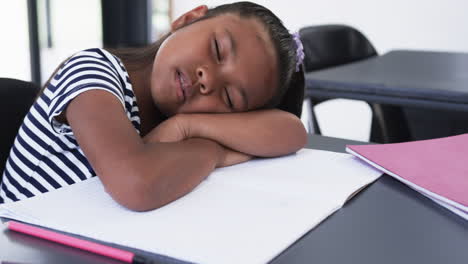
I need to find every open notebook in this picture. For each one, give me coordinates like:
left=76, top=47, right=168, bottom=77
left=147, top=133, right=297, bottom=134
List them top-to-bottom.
left=347, top=133, right=468, bottom=220
left=0, top=149, right=381, bottom=264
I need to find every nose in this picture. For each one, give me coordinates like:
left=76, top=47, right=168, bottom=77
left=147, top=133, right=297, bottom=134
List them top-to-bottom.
left=196, top=66, right=216, bottom=95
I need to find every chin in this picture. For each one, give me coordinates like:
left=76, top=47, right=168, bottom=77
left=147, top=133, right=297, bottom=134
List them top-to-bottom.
left=152, top=100, right=174, bottom=118
left=163, top=107, right=180, bottom=117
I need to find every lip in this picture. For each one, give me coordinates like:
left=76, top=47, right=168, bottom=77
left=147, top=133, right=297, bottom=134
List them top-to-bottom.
left=175, top=69, right=192, bottom=102
left=175, top=69, right=185, bottom=102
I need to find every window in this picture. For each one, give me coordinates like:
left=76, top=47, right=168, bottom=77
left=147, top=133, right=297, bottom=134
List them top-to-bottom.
left=152, top=0, right=172, bottom=41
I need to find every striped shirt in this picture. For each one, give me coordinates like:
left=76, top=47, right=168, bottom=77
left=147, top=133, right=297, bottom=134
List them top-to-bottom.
left=0, top=48, right=141, bottom=204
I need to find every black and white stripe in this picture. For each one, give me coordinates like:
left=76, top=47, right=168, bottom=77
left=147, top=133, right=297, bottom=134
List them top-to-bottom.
left=0, top=48, right=140, bottom=203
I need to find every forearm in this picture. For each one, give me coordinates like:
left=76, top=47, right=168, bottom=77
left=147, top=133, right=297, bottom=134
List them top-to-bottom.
left=65, top=90, right=230, bottom=212
left=186, top=109, right=307, bottom=157
left=108, top=138, right=223, bottom=211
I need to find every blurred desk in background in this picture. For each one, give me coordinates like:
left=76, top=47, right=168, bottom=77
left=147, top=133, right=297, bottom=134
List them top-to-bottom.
left=306, top=50, right=468, bottom=142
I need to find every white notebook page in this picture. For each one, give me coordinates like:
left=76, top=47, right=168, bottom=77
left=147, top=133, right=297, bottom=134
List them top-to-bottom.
left=0, top=149, right=381, bottom=264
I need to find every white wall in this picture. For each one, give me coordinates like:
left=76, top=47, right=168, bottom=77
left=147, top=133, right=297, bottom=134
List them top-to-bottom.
left=0, top=0, right=101, bottom=83
left=40, top=0, right=102, bottom=83
left=173, top=0, right=468, bottom=54
left=0, top=1, right=30, bottom=81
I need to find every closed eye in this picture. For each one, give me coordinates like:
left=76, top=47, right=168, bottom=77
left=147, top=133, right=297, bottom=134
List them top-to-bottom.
left=214, top=38, right=221, bottom=61
left=225, top=87, right=234, bottom=109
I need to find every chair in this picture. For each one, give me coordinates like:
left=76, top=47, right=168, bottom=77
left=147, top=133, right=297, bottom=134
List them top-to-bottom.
left=300, top=24, right=410, bottom=143
left=0, top=78, right=40, bottom=176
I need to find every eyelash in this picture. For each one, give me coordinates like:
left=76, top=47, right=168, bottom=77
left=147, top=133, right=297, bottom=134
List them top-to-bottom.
left=214, top=37, right=231, bottom=109
left=214, top=38, right=221, bottom=61
left=225, top=87, right=234, bottom=109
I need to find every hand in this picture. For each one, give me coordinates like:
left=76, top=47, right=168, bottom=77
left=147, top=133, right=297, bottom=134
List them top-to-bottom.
left=175, top=110, right=307, bottom=158
left=143, top=114, right=191, bottom=143
left=143, top=114, right=253, bottom=167
left=217, top=147, right=253, bottom=168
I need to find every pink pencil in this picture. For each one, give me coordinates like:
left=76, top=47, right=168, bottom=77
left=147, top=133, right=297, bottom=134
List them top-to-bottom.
left=5, top=220, right=153, bottom=264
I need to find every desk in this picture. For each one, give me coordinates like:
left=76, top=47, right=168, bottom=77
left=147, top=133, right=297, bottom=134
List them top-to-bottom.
left=306, top=49, right=468, bottom=111
left=305, top=50, right=468, bottom=142
left=2, top=134, right=468, bottom=264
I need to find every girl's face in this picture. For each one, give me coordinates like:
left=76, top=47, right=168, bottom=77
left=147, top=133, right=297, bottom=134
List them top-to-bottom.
left=150, top=10, right=278, bottom=116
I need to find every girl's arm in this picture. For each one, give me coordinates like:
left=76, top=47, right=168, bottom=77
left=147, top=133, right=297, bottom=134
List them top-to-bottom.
left=65, top=90, right=229, bottom=212
left=144, top=110, right=308, bottom=157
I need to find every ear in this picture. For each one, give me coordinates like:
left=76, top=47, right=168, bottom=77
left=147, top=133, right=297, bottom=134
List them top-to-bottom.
left=171, top=5, right=208, bottom=32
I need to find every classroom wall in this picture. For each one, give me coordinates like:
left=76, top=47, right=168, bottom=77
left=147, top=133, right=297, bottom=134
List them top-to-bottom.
left=0, top=0, right=101, bottom=83
left=172, top=0, right=468, bottom=54
left=0, top=1, right=30, bottom=81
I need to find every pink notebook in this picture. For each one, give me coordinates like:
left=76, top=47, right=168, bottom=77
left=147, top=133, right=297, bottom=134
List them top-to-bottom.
left=346, top=134, right=468, bottom=220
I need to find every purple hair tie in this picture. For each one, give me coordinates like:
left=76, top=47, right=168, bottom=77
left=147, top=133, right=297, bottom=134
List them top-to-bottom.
left=292, top=32, right=304, bottom=72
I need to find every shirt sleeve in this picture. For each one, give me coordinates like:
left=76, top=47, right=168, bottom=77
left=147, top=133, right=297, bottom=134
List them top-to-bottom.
left=44, top=49, right=127, bottom=135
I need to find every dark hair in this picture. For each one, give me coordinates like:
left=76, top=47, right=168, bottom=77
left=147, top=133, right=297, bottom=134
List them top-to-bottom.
left=112, top=1, right=304, bottom=117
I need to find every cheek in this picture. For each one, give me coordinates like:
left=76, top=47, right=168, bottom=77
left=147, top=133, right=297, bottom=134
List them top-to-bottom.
left=149, top=64, right=176, bottom=116
left=149, top=65, right=167, bottom=104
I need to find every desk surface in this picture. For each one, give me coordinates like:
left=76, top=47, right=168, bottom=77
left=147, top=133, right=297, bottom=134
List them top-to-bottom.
left=305, top=50, right=468, bottom=112
left=2, top=134, right=468, bottom=264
